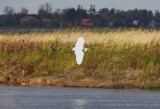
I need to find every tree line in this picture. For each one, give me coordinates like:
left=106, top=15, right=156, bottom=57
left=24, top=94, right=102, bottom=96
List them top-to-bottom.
left=0, top=3, right=160, bottom=28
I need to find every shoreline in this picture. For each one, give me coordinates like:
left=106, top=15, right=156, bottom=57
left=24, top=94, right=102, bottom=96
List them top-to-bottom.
left=0, top=76, right=143, bottom=89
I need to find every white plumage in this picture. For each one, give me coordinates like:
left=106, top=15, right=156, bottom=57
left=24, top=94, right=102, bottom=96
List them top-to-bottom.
left=72, top=37, right=87, bottom=65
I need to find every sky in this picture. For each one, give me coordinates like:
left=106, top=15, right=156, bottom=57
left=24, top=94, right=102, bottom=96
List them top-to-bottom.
left=0, top=0, right=160, bottom=14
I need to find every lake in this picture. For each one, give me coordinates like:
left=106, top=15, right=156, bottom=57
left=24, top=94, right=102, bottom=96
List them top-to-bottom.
left=0, top=86, right=160, bottom=109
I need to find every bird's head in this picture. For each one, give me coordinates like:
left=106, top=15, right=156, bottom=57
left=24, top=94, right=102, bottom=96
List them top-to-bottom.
left=72, top=47, right=75, bottom=51
left=82, top=48, right=88, bottom=52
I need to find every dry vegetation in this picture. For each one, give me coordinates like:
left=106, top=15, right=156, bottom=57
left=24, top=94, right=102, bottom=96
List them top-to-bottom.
left=0, top=28, right=160, bottom=89
left=0, top=28, right=160, bottom=44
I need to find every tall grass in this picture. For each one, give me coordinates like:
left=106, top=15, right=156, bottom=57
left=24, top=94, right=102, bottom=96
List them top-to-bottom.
left=0, top=28, right=160, bottom=89
left=0, top=28, right=160, bottom=44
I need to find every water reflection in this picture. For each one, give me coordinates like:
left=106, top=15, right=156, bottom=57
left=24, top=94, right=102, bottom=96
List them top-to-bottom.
left=73, top=99, right=87, bottom=109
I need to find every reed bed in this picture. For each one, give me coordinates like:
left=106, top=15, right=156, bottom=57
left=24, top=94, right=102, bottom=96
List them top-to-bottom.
left=0, top=28, right=159, bottom=89
left=0, top=28, right=160, bottom=44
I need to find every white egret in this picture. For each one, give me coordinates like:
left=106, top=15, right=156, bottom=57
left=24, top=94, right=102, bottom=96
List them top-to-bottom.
left=72, top=37, right=87, bottom=65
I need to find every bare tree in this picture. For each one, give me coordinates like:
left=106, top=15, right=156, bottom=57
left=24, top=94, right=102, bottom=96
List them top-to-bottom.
left=38, top=2, right=52, bottom=18
left=43, top=2, right=52, bottom=13
left=89, top=4, right=96, bottom=16
left=4, top=6, right=15, bottom=15
left=21, top=7, right=28, bottom=15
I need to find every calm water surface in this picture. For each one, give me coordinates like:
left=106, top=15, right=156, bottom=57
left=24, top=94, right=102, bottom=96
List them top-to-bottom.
left=0, top=86, right=160, bottom=109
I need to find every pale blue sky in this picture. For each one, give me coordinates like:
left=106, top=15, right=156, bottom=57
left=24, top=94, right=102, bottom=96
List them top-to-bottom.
left=0, top=0, right=159, bottom=14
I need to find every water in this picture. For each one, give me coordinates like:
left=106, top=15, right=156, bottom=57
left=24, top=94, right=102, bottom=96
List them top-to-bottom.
left=0, top=86, right=160, bottom=109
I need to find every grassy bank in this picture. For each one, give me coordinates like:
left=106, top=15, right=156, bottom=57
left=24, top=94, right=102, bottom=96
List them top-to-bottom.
left=0, top=29, right=160, bottom=89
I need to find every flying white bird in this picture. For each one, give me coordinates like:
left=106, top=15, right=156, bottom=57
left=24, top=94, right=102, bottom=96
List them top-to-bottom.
left=72, top=37, right=87, bottom=65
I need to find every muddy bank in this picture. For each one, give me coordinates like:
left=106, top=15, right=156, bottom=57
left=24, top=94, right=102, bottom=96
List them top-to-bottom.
left=0, top=68, right=159, bottom=89
left=1, top=69, right=160, bottom=89
left=0, top=76, right=141, bottom=89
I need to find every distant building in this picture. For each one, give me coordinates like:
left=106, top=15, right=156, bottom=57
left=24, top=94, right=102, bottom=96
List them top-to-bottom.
left=20, top=16, right=40, bottom=26
left=21, top=16, right=39, bottom=22
left=41, top=18, right=53, bottom=27
left=80, top=18, right=93, bottom=27
left=133, top=20, right=139, bottom=26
